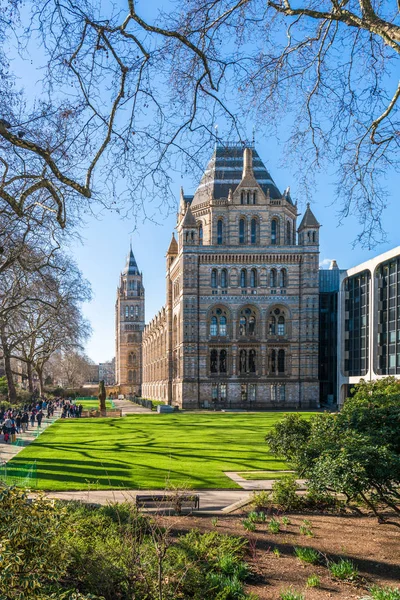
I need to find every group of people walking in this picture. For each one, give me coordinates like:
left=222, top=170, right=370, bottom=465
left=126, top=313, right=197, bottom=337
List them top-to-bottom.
left=0, top=397, right=57, bottom=443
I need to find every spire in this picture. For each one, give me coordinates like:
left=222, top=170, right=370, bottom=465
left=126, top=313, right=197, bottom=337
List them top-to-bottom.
left=242, top=147, right=254, bottom=179
left=179, top=187, right=186, bottom=215
left=181, top=203, right=197, bottom=228
left=298, top=203, right=320, bottom=230
left=167, top=232, right=178, bottom=255
left=122, top=245, right=139, bottom=275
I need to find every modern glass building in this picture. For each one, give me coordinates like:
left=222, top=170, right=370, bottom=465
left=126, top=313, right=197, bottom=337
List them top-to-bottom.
left=337, top=247, right=400, bottom=406
left=319, top=263, right=342, bottom=406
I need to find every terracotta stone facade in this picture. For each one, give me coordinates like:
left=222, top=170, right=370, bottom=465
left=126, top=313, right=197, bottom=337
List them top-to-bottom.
left=141, top=143, right=320, bottom=409
left=115, top=248, right=145, bottom=395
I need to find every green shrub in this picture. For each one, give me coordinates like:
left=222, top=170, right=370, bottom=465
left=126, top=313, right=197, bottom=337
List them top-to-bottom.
left=271, top=475, right=299, bottom=509
left=251, top=490, right=270, bottom=510
left=247, top=511, right=266, bottom=524
left=242, top=518, right=256, bottom=532
left=299, top=519, right=313, bottom=537
left=294, top=546, right=320, bottom=564
left=272, top=547, right=281, bottom=558
left=329, top=558, right=358, bottom=580
left=307, top=574, right=321, bottom=588
left=361, top=586, right=400, bottom=600
left=280, top=589, right=304, bottom=600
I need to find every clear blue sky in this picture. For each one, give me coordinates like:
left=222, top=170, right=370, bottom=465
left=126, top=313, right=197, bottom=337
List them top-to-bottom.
left=7, top=0, right=400, bottom=363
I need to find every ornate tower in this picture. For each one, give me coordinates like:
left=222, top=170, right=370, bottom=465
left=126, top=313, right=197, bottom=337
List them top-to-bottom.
left=115, top=245, right=145, bottom=395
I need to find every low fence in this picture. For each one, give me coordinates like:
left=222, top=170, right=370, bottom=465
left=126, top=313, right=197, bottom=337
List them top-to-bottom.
left=128, top=397, right=153, bottom=410
left=0, top=461, right=37, bottom=488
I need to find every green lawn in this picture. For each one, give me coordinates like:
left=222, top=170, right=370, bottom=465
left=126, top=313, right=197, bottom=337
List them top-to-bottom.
left=77, top=400, right=114, bottom=410
left=10, top=412, right=313, bottom=491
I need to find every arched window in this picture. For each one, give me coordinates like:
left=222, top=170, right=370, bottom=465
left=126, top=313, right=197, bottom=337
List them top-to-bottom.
left=240, top=191, right=244, bottom=205
left=246, top=191, right=250, bottom=205
left=252, top=191, right=257, bottom=205
left=250, top=218, right=258, bottom=245
left=239, top=219, right=246, bottom=244
left=271, top=219, right=278, bottom=244
left=217, top=220, right=223, bottom=245
left=286, top=221, right=291, bottom=245
left=199, top=224, right=203, bottom=245
left=312, top=231, right=316, bottom=242
left=211, top=269, right=218, bottom=288
left=221, top=269, right=227, bottom=288
left=240, top=269, right=247, bottom=288
left=250, top=269, right=257, bottom=288
left=270, top=269, right=277, bottom=287
left=280, top=269, right=287, bottom=288
left=135, top=305, right=139, bottom=317
left=125, top=306, right=129, bottom=318
left=238, top=307, right=257, bottom=337
left=210, top=316, right=218, bottom=336
left=219, top=316, right=227, bottom=336
left=239, top=316, right=247, bottom=336
left=249, top=316, right=256, bottom=335
left=269, top=316, right=276, bottom=335
left=278, top=316, right=285, bottom=336
left=210, top=349, right=218, bottom=373
left=219, top=349, right=227, bottom=373
left=239, top=349, right=247, bottom=373
left=249, top=349, right=256, bottom=373
left=278, top=349, right=285, bottom=373
left=271, top=350, right=276, bottom=373
left=128, top=352, right=135, bottom=365
left=128, top=370, right=133, bottom=383
left=132, top=371, right=137, bottom=383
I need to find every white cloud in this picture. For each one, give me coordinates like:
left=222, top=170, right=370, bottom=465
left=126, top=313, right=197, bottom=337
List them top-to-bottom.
left=319, top=258, right=335, bottom=269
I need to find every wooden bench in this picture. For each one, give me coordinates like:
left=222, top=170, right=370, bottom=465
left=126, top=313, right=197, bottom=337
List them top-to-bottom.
left=135, top=494, right=200, bottom=513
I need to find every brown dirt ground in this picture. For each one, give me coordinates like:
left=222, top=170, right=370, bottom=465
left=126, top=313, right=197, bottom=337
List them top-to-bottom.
left=164, top=510, right=400, bottom=599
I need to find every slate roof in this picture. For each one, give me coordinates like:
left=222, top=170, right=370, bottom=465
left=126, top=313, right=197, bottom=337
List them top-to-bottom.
left=191, top=143, right=284, bottom=207
left=298, top=203, right=320, bottom=229
left=181, top=204, right=197, bottom=227
left=167, top=233, right=178, bottom=254
left=122, top=248, right=139, bottom=275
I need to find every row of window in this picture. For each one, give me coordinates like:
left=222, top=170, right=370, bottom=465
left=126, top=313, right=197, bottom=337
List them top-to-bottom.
left=199, top=218, right=296, bottom=246
left=211, top=268, right=288, bottom=289
left=124, top=305, right=140, bottom=318
left=210, top=307, right=287, bottom=337
left=209, top=348, right=286, bottom=374
left=210, top=383, right=286, bottom=403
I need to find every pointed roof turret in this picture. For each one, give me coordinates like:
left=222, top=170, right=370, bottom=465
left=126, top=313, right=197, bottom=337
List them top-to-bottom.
left=179, top=187, right=186, bottom=215
left=181, top=203, right=197, bottom=228
left=298, top=203, right=320, bottom=230
left=167, top=232, right=178, bottom=255
left=122, top=246, right=139, bottom=275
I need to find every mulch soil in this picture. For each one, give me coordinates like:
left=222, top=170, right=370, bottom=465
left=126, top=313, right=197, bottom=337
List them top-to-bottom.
left=164, top=509, right=400, bottom=599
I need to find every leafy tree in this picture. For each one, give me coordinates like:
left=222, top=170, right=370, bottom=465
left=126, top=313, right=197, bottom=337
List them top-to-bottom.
left=266, top=378, right=400, bottom=526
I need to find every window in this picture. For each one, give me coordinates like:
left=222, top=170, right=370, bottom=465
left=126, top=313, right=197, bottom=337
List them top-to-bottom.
left=240, top=191, right=244, bottom=205
left=252, top=191, right=257, bottom=205
left=250, top=218, right=258, bottom=244
left=239, top=219, right=246, bottom=244
left=271, top=219, right=278, bottom=245
left=217, top=220, right=223, bottom=245
left=286, top=221, right=291, bottom=245
left=199, top=224, right=203, bottom=245
left=312, top=231, right=316, bottom=243
left=211, top=269, right=217, bottom=288
left=221, top=269, right=227, bottom=288
left=240, top=269, right=247, bottom=288
left=250, top=269, right=257, bottom=288
left=270, top=269, right=277, bottom=287
left=280, top=269, right=287, bottom=288
left=135, top=305, right=139, bottom=317
left=125, top=306, right=129, bottom=318
left=239, top=307, right=257, bottom=337
left=210, top=316, right=218, bottom=336
left=219, top=316, right=227, bottom=336
left=239, top=316, right=247, bottom=336
left=269, top=316, right=276, bottom=335
left=278, top=316, right=285, bottom=335
left=210, top=349, right=218, bottom=373
left=219, top=349, right=227, bottom=373
left=239, top=349, right=247, bottom=374
left=249, top=349, right=257, bottom=373
left=271, top=349, right=276, bottom=373
left=278, top=349, right=285, bottom=373
left=128, top=370, right=133, bottom=383
left=212, top=383, right=218, bottom=400
left=220, top=383, right=227, bottom=400
left=241, top=384, right=247, bottom=402
left=249, top=384, right=256, bottom=402
left=271, top=384, right=277, bottom=402
left=279, top=385, right=286, bottom=401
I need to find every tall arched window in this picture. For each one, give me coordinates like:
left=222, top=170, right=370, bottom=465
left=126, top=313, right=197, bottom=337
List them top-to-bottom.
left=240, top=191, right=244, bottom=205
left=252, top=191, right=257, bottom=204
left=239, top=218, right=246, bottom=244
left=250, top=218, right=258, bottom=244
left=271, top=219, right=278, bottom=245
left=217, top=220, right=223, bottom=245
left=286, top=221, right=291, bottom=245
left=199, top=224, right=203, bottom=245
left=312, top=231, right=316, bottom=243
left=280, top=268, right=287, bottom=288
left=211, top=269, right=217, bottom=288
left=221, top=269, right=227, bottom=288
left=240, top=269, right=247, bottom=288
left=250, top=269, right=257, bottom=288
left=270, top=269, right=277, bottom=287
left=125, top=306, right=129, bottom=318
left=238, top=307, right=257, bottom=337
left=219, top=315, right=227, bottom=336
left=210, top=316, right=218, bottom=336
left=239, top=316, right=247, bottom=336
left=249, top=316, right=256, bottom=335
left=269, top=316, right=276, bottom=335
left=278, top=316, right=285, bottom=336
left=210, top=349, right=218, bottom=373
left=219, top=349, right=227, bottom=373
left=239, top=349, right=247, bottom=373
left=249, top=349, right=257, bottom=373
left=278, top=349, right=285, bottom=373
left=271, top=350, right=276, bottom=373
left=128, top=370, right=133, bottom=382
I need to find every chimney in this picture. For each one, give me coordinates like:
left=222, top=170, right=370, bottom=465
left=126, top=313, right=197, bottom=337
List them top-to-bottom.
left=242, top=147, right=254, bottom=179
left=329, top=260, right=339, bottom=270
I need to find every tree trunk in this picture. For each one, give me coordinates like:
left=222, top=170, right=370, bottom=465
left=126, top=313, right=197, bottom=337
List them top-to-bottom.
left=0, top=327, right=17, bottom=403
left=27, top=361, right=34, bottom=393
left=36, top=366, right=44, bottom=396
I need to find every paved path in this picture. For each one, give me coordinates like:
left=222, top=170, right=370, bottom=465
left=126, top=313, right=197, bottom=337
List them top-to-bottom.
left=112, top=397, right=151, bottom=415
left=0, top=413, right=58, bottom=464
left=224, top=471, right=307, bottom=490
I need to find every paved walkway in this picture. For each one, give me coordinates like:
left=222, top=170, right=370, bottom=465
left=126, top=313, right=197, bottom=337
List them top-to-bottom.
left=112, top=397, right=151, bottom=415
left=0, top=413, right=58, bottom=464
left=224, top=471, right=307, bottom=490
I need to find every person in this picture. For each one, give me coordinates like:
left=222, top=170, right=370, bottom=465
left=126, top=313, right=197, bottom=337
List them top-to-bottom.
left=36, top=410, right=43, bottom=428
left=30, top=411, right=35, bottom=428
left=21, top=412, right=28, bottom=433
left=15, top=413, right=21, bottom=434
left=10, top=422, right=17, bottom=443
